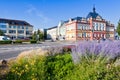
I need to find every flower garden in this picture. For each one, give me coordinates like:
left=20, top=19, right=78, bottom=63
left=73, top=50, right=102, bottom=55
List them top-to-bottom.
left=0, top=40, right=120, bottom=80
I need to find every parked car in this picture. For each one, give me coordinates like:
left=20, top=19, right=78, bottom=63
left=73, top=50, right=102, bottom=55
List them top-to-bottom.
left=0, top=36, right=11, bottom=40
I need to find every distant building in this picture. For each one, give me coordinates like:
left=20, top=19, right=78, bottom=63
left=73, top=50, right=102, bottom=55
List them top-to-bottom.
left=47, top=7, right=115, bottom=41
left=0, top=18, right=33, bottom=39
left=47, top=26, right=57, bottom=41
left=43, top=29, right=47, bottom=40
left=114, top=29, right=120, bottom=40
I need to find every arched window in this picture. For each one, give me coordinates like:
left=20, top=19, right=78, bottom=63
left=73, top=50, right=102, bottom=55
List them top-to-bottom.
left=96, top=23, right=98, bottom=30
left=99, top=26, right=101, bottom=31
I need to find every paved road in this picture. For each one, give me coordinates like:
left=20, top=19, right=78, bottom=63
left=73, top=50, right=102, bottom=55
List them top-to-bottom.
left=0, top=42, right=74, bottom=60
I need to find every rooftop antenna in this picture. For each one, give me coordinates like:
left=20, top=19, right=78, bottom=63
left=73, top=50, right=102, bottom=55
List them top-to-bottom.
left=93, top=4, right=96, bottom=13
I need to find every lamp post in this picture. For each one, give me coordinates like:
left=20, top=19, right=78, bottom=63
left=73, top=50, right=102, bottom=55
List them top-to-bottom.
left=92, top=26, right=94, bottom=40
left=83, top=32, right=86, bottom=40
left=37, top=34, right=39, bottom=41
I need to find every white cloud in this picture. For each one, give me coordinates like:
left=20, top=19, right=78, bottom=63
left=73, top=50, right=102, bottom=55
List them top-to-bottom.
left=25, top=5, right=50, bottom=23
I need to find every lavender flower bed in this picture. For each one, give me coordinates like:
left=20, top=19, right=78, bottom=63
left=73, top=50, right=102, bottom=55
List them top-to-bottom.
left=71, top=40, right=120, bottom=63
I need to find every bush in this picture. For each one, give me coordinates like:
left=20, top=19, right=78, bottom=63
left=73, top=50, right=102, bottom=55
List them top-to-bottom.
left=0, top=40, right=12, bottom=44
left=13, top=40, right=22, bottom=44
left=21, top=40, right=30, bottom=42
left=30, top=40, right=37, bottom=44
left=6, top=52, right=74, bottom=80
left=45, top=53, right=74, bottom=80
left=6, top=56, right=46, bottom=80
left=65, top=56, right=120, bottom=80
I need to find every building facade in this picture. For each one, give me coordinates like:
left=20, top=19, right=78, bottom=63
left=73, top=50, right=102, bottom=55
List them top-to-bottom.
left=47, top=7, right=115, bottom=41
left=0, top=18, right=33, bottom=39
left=47, top=26, right=57, bottom=41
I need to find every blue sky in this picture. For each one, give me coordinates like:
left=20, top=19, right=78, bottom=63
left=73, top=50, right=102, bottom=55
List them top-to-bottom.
left=0, top=0, right=120, bottom=30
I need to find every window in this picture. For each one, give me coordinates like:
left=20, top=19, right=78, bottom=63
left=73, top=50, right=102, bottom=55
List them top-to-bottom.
left=0, top=23, right=7, bottom=25
left=94, top=23, right=96, bottom=30
left=96, top=23, right=98, bottom=30
left=101, top=23, right=105, bottom=31
left=0, top=25, right=7, bottom=28
left=78, top=25, right=81, bottom=30
left=9, top=26, right=12, bottom=28
left=13, top=26, right=16, bottom=29
left=18, top=26, right=20, bottom=29
left=22, top=26, right=24, bottom=29
left=83, top=26, right=85, bottom=30
left=84, top=26, right=86, bottom=30
left=86, top=26, right=88, bottom=30
left=99, top=26, right=101, bottom=31
left=102, top=26, right=104, bottom=31
left=26, top=27, right=28, bottom=29
left=109, top=28, right=114, bottom=31
left=9, top=30, right=16, bottom=33
left=18, top=30, right=24, bottom=34
left=26, top=31, right=30, bottom=35
left=82, top=32, right=86, bottom=37
left=78, top=33, right=82, bottom=37
left=87, top=34, right=90, bottom=37
left=94, top=34, right=96, bottom=37
left=98, top=34, right=99, bottom=37
left=101, top=34, right=103, bottom=37
left=104, top=34, right=106, bottom=38
left=109, top=34, right=114, bottom=37
left=11, top=36, right=16, bottom=39
left=18, top=36, right=24, bottom=39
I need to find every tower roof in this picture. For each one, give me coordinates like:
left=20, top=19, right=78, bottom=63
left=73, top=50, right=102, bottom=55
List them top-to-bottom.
left=86, top=6, right=102, bottom=19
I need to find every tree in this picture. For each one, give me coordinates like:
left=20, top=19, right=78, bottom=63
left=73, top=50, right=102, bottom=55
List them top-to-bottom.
left=116, top=20, right=120, bottom=36
left=0, top=29, right=4, bottom=36
left=32, top=29, right=44, bottom=41
left=37, top=29, right=44, bottom=41
left=32, top=31, right=37, bottom=40
left=39, top=32, right=44, bottom=41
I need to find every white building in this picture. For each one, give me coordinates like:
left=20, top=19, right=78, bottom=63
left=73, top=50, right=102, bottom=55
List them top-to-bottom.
left=0, top=18, right=33, bottom=39
left=47, top=26, right=57, bottom=41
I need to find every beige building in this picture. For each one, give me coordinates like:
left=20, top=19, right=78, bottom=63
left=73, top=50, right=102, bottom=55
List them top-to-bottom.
left=47, top=7, right=115, bottom=41
left=0, top=18, right=33, bottom=39
left=47, top=26, right=57, bottom=41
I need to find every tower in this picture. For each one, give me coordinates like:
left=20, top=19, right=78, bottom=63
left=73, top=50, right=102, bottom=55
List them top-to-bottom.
left=93, top=5, right=96, bottom=13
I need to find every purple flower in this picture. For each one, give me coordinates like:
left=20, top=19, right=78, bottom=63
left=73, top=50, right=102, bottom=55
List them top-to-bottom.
left=71, top=40, right=120, bottom=63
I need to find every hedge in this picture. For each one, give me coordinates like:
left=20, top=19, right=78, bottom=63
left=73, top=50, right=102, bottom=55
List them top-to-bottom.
left=0, top=40, right=12, bottom=44
left=13, top=40, right=22, bottom=44
left=30, top=40, right=37, bottom=43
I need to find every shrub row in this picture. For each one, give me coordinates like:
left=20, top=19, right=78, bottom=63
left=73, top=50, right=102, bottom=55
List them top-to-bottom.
left=0, top=40, right=12, bottom=44
left=0, top=40, right=37, bottom=44
left=13, top=40, right=22, bottom=44
left=13, top=40, right=37, bottom=44
left=30, top=40, right=37, bottom=43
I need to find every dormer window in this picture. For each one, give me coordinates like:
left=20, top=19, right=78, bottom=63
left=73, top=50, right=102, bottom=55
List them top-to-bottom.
left=96, top=16, right=102, bottom=20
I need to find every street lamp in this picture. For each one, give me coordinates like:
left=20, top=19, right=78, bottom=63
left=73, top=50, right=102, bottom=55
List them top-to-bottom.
left=92, top=26, right=94, bottom=40
left=83, top=32, right=86, bottom=40
left=37, top=34, right=39, bottom=41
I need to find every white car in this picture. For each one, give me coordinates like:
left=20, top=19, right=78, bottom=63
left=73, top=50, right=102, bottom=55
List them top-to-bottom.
left=0, top=36, right=11, bottom=40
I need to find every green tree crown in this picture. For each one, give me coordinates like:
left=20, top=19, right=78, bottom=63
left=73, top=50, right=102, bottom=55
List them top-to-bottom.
left=117, top=20, right=120, bottom=36
left=0, top=29, right=4, bottom=36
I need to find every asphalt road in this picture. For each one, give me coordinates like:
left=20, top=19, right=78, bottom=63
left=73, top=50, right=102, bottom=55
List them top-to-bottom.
left=0, top=41, right=74, bottom=60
